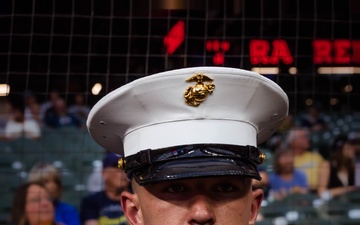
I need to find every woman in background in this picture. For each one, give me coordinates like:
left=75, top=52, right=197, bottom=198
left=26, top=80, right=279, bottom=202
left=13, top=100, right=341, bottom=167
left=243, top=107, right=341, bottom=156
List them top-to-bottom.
left=317, top=136, right=358, bottom=200
left=268, top=144, right=308, bottom=201
left=28, top=163, right=80, bottom=225
left=10, top=181, right=60, bottom=225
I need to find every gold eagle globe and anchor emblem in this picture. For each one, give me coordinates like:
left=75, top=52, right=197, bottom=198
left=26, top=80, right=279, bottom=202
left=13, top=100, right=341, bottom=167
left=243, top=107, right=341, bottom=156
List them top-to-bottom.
left=184, top=73, right=215, bottom=106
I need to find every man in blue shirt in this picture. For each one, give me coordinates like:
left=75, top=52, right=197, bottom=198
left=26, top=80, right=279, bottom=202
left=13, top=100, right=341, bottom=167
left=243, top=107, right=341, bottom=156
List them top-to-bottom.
left=269, top=145, right=308, bottom=200
left=80, top=153, right=129, bottom=225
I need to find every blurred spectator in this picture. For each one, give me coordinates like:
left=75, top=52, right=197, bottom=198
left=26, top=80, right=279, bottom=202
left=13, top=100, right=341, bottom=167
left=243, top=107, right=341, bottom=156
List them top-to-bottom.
left=40, top=89, right=61, bottom=121
left=23, top=90, right=41, bottom=124
left=68, top=94, right=90, bottom=125
left=0, top=98, right=13, bottom=139
left=5, top=98, right=41, bottom=140
left=44, top=98, right=82, bottom=129
left=299, top=106, right=327, bottom=131
left=278, top=114, right=296, bottom=134
left=266, top=115, right=295, bottom=154
left=286, top=128, right=324, bottom=192
left=317, top=135, right=359, bottom=200
left=350, top=136, right=360, bottom=159
left=354, top=137, right=360, bottom=186
left=268, top=145, right=308, bottom=201
left=80, top=153, right=129, bottom=225
left=86, top=160, right=104, bottom=193
left=28, top=163, right=80, bottom=225
left=10, top=181, right=60, bottom=225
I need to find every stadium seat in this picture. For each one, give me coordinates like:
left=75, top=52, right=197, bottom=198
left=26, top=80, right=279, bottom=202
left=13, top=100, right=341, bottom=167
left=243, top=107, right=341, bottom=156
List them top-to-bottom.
left=349, top=113, right=360, bottom=132
left=7, top=138, right=36, bottom=153
left=0, top=141, right=12, bottom=153
left=0, top=153, right=18, bottom=171
left=0, top=173, right=24, bottom=192
left=339, top=190, right=360, bottom=204
left=261, top=193, right=320, bottom=222
left=280, top=193, right=318, bottom=207
left=0, top=194, right=14, bottom=224
left=321, top=200, right=360, bottom=221
left=261, top=203, right=289, bottom=219
left=291, top=218, right=339, bottom=225
left=256, top=219, right=274, bottom=225
left=339, top=219, right=360, bottom=225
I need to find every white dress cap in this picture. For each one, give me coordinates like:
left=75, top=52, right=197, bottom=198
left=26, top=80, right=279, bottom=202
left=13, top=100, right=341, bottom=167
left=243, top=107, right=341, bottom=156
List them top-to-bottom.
left=87, top=66, right=288, bottom=157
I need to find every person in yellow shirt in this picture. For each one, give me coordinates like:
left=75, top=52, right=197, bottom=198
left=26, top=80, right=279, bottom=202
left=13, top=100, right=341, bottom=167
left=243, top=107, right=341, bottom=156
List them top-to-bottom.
left=286, top=128, right=324, bottom=192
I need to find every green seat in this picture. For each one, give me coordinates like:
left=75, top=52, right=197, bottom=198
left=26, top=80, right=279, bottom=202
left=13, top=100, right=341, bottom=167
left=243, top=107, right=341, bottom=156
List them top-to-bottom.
left=349, top=114, right=360, bottom=131
left=8, top=137, right=43, bottom=153
left=0, top=141, right=12, bottom=153
left=0, top=153, right=18, bottom=170
left=0, top=173, right=24, bottom=192
left=335, top=190, right=360, bottom=204
left=261, top=193, right=320, bottom=221
left=281, top=193, right=318, bottom=206
left=0, top=194, right=14, bottom=224
left=321, top=200, right=359, bottom=220
left=260, top=202, right=288, bottom=218
left=292, top=218, right=339, bottom=225
left=337, top=218, right=360, bottom=225
left=256, top=219, right=274, bottom=225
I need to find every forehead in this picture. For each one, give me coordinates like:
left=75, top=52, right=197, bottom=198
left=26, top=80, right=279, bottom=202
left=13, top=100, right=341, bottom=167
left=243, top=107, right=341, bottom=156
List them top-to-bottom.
left=297, top=130, right=309, bottom=136
left=278, top=151, right=294, bottom=157
left=103, top=166, right=122, bottom=172
left=27, top=185, right=47, bottom=197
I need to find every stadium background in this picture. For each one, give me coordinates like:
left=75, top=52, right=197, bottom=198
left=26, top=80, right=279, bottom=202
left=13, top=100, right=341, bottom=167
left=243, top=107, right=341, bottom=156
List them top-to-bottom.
left=1, top=0, right=360, bottom=224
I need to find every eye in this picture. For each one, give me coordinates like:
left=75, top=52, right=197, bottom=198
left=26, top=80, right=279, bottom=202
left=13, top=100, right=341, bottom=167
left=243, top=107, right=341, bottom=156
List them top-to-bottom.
left=215, top=183, right=237, bottom=192
left=165, top=184, right=186, bottom=193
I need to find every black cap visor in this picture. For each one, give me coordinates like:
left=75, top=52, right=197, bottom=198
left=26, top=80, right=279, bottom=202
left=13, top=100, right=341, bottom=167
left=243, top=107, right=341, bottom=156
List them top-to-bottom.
left=125, top=144, right=262, bottom=185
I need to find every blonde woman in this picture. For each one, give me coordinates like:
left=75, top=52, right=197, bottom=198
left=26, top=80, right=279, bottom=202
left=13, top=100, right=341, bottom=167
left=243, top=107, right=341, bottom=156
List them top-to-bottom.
left=28, top=163, right=80, bottom=225
left=10, top=181, right=60, bottom=225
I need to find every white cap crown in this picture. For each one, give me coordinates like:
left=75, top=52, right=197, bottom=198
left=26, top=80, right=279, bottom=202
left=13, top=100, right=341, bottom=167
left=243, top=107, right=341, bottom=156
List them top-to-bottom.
left=87, top=67, right=289, bottom=157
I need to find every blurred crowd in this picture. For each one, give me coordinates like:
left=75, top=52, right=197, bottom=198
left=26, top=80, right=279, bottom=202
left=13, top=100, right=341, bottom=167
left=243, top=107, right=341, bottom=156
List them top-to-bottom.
left=0, top=90, right=90, bottom=141
left=1, top=90, right=360, bottom=225
left=254, top=127, right=360, bottom=201
left=9, top=152, right=130, bottom=225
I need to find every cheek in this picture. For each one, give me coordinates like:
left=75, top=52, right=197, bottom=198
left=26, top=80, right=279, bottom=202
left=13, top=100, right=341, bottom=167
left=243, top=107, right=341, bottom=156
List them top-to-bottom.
left=140, top=196, right=187, bottom=224
left=217, top=200, right=251, bottom=224
left=25, top=202, right=54, bottom=223
left=26, top=202, right=39, bottom=214
left=25, top=204, right=40, bottom=222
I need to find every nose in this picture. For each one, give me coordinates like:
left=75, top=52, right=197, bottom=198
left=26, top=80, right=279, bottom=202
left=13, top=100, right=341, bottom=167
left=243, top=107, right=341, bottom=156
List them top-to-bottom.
left=188, top=194, right=216, bottom=225
left=41, top=197, right=52, bottom=207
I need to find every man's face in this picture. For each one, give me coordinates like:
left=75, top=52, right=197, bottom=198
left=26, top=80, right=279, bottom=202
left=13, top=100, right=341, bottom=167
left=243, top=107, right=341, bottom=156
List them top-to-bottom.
left=292, top=130, right=310, bottom=152
left=278, top=151, right=294, bottom=173
left=103, top=166, right=129, bottom=190
left=121, top=176, right=263, bottom=225
left=25, top=184, right=54, bottom=225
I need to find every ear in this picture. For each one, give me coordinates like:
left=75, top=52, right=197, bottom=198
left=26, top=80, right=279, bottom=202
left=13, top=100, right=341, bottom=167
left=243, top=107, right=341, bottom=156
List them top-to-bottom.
left=249, top=188, right=264, bottom=225
left=121, top=190, right=143, bottom=225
